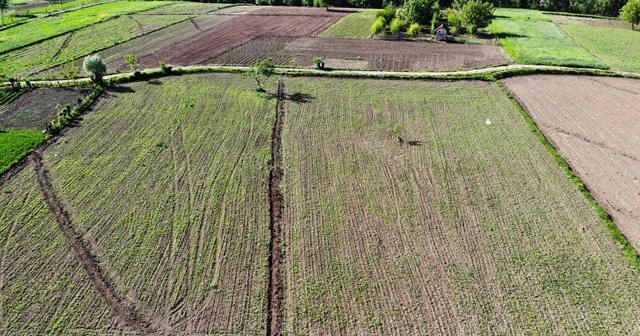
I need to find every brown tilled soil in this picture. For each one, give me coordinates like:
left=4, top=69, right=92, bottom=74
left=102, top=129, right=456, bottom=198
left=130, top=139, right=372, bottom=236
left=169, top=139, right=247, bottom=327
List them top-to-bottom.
left=137, top=7, right=348, bottom=68
left=209, top=36, right=512, bottom=71
left=504, top=75, right=640, bottom=249
left=0, top=87, right=91, bottom=130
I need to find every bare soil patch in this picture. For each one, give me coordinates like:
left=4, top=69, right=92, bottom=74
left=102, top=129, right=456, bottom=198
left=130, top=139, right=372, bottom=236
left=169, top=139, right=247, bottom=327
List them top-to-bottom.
left=209, top=36, right=512, bottom=71
left=504, top=75, right=640, bottom=249
left=0, top=87, right=91, bottom=130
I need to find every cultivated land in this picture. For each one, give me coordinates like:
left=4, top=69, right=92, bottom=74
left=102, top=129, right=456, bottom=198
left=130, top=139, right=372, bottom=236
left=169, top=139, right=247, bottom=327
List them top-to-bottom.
left=0, top=1, right=170, bottom=54
left=141, top=2, right=231, bottom=15
left=490, top=8, right=607, bottom=69
left=320, top=9, right=377, bottom=39
left=211, top=36, right=511, bottom=71
left=3, top=73, right=276, bottom=334
left=504, top=75, right=640, bottom=250
left=280, top=77, right=640, bottom=334
left=0, top=130, right=47, bottom=173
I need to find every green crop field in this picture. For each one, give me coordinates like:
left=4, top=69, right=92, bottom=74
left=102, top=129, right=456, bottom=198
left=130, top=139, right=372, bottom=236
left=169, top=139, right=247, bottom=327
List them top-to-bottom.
left=21, top=0, right=111, bottom=15
left=0, top=1, right=170, bottom=54
left=141, top=2, right=231, bottom=14
left=490, top=8, right=607, bottom=68
left=321, top=9, right=377, bottom=39
left=0, top=14, right=189, bottom=77
left=559, top=24, right=640, bottom=71
left=0, top=73, right=276, bottom=334
left=280, top=77, right=640, bottom=334
left=0, top=130, right=47, bottom=173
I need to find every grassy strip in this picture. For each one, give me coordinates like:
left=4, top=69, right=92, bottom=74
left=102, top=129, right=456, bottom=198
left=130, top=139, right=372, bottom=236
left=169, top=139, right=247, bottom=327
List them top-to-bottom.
left=0, top=1, right=171, bottom=55
left=320, top=9, right=377, bottom=39
left=497, top=81, right=640, bottom=271
left=0, top=130, right=47, bottom=174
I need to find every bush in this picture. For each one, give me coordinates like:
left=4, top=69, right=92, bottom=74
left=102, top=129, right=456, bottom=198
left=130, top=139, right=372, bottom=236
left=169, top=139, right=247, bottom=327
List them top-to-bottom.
left=399, top=0, right=439, bottom=26
left=461, top=0, right=494, bottom=30
left=377, top=3, right=396, bottom=23
left=447, top=9, right=462, bottom=27
left=370, top=16, right=386, bottom=35
left=390, top=17, right=402, bottom=33
left=407, top=22, right=421, bottom=36
left=468, top=24, right=477, bottom=33
left=82, top=54, right=106, bottom=84
left=159, top=62, right=173, bottom=74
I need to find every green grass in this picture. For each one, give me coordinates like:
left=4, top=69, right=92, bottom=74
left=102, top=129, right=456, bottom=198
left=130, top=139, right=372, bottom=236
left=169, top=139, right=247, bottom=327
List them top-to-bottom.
left=20, top=0, right=111, bottom=15
left=0, top=1, right=170, bottom=54
left=141, top=2, right=232, bottom=14
left=490, top=8, right=607, bottom=68
left=320, top=9, right=377, bottom=39
left=0, top=14, right=189, bottom=77
left=559, top=24, right=640, bottom=71
left=281, top=76, right=640, bottom=334
left=0, top=129, right=47, bottom=173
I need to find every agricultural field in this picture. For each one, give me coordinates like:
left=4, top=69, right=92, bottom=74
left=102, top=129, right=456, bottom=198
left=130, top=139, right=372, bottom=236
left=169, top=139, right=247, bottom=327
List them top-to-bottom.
left=20, top=0, right=111, bottom=15
left=0, top=1, right=170, bottom=54
left=141, top=2, right=232, bottom=15
left=489, top=8, right=607, bottom=68
left=320, top=9, right=377, bottom=39
left=1, top=14, right=190, bottom=77
left=210, top=36, right=511, bottom=71
left=0, top=73, right=276, bottom=334
left=504, top=75, right=640, bottom=249
left=280, top=77, right=640, bottom=334
left=0, top=89, right=25, bottom=105
left=0, top=130, right=47, bottom=173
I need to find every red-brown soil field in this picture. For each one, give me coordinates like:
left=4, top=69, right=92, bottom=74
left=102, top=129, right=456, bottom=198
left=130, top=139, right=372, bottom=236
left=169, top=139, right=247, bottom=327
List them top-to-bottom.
left=137, top=7, right=350, bottom=69
left=210, top=36, right=512, bottom=71
left=504, top=75, right=640, bottom=249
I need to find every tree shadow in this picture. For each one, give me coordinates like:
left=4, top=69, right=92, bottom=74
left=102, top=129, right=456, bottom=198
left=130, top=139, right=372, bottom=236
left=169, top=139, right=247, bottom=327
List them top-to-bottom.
left=494, top=32, right=527, bottom=38
left=147, top=79, right=162, bottom=85
left=107, top=86, right=136, bottom=93
left=263, top=92, right=315, bottom=104
left=408, top=140, right=423, bottom=146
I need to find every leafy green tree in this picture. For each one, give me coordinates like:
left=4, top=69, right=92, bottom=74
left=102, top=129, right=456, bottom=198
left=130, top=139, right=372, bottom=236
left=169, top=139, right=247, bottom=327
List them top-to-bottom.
left=0, top=0, right=9, bottom=26
left=399, top=0, right=439, bottom=26
left=461, top=0, right=493, bottom=31
left=621, top=0, right=640, bottom=29
left=377, top=3, right=396, bottom=22
left=447, top=9, right=462, bottom=27
left=370, top=16, right=386, bottom=35
left=390, top=17, right=402, bottom=33
left=407, top=22, right=421, bottom=36
left=82, top=54, right=107, bottom=84
left=124, top=54, right=138, bottom=72
left=245, top=58, right=275, bottom=92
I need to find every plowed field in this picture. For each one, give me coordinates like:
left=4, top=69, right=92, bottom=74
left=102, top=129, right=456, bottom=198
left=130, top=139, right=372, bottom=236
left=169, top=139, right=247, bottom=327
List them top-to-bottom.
left=210, top=36, right=512, bottom=71
left=504, top=75, right=640, bottom=249
left=279, top=77, right=640, bottom=334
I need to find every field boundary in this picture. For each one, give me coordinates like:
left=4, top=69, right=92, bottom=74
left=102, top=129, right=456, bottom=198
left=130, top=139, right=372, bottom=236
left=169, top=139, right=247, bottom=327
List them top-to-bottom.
left=266, top=80, right=285, bottom=336
left=498, top=81, right=640, bottom=272
left=31, top=150, right=155, bottom=335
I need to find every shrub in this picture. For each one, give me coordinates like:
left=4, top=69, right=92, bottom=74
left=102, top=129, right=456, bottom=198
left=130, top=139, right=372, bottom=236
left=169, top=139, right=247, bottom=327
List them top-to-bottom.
left=461, top=0, right=494, bottom=30
left=377, top=3, right=396, bottom=23
left=447, top=9, right=462, bottom=27
left=370, top=16, right=386, bottom=35
left=390, top=17, right=402, bottom=33
left=407, top=22, right=421, bottom=36
left=82, top=54, right=106, bottom=84
left=124, top=54, right=138, bottom=72
left=159, top=62, right=173, bottom=74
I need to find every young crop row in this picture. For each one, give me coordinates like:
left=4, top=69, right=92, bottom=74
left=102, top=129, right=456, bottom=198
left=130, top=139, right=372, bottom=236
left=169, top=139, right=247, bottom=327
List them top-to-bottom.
left=0, top=1, right=171, bottom=54
left=490, top=8, right=607, bottom=69
left=320, top=9, right=377, bottom=39
left=0, top=14, right=189, bottom=77
left=38, top=73, right=276, bottom=334
left=280, top=77, right=640, bottom=334
left=0, top=89, right=25, bottom=105
left=0, top=168, right=115, bottom=334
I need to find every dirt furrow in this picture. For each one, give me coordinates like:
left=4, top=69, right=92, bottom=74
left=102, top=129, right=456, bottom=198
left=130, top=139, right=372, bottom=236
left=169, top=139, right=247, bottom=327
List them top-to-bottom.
left=267, top=80, right=285, bottom=336
left=30, top=150, right=155, bottom=335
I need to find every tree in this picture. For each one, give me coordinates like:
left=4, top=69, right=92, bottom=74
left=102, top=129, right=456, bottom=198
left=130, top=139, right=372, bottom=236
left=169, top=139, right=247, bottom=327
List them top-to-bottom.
left=0, top=0, right=9, bottom=26
left=399, top=0, right=439, bottom=26
left=461, top=0, right=494, bottom=31
left=621, top=0, right=640, bottom=29
left=377, top=3, right=396, bottom=22
left=370, top=16, right=386, bottom=35
left=390, top=17, right=402, bottom=33
left=407, top=22, right=421, bottom=36
left=82, top=54, right=107, bottom=84
left=124, top=54, right=138, bottom=72
left=245, top=58, right=275, bottom=92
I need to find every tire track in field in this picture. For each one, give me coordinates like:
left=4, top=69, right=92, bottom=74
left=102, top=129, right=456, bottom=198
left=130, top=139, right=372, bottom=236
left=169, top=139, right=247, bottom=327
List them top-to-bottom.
left=50, top=32, right=74, bottom=63
left=267, top=80, right=285, bottom=336
left=30, top=150, right=155, bottom=335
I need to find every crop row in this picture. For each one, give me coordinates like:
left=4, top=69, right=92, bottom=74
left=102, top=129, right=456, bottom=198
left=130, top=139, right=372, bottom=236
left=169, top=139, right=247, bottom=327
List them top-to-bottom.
left=0, top=1, right=171, bottom=54
left=141, top=2, right=231, bottom=15
left=320, top=9, right=377, bottom=39
left=0, top=14, right=189, bottom=77
left=0, top=89, right=25, bottom=105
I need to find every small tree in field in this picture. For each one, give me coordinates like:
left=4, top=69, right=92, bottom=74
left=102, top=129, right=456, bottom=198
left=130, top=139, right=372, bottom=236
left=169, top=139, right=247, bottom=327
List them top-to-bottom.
left=461, top=0, right=494, bottom=32
left=621, top=0, right=640, bottom=29
left=370, top=16, right=386, bottom=35
left=407, top=23, right=421, bottom=37
left=83, top=54, right=107, bottom=85
left=124, top=54, right=138, bottom=72
left=245, top=58, right=275, bottom=92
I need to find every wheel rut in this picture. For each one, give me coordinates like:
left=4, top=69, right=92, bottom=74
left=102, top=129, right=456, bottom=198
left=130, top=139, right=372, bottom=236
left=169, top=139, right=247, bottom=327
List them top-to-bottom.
left=266, top=80, right=285, bottom=336
left=31, top=150, right=155, bottom=335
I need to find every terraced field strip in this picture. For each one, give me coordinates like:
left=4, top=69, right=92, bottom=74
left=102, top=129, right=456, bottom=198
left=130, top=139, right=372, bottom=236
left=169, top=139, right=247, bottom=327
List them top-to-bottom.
left=0, top=1, right=171, bottom=54
left=141, top=2, right=232, bottom=15
left=489, top=8, right=607, bottom=69
left=320, top=9, right=377, bottom=39
left=1, top=14, right=190, bottom=77
left=42, top=73, right=275, bottom=334
left=504, top=74, right=640, bottom=249
left=280, top=77, right=640, bottom=334
left=0, top=168, right=116, bottom=334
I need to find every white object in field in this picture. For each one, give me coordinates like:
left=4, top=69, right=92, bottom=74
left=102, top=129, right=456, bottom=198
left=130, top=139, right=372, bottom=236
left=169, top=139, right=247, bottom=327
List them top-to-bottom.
left=485, top=119, right=492, bottom=125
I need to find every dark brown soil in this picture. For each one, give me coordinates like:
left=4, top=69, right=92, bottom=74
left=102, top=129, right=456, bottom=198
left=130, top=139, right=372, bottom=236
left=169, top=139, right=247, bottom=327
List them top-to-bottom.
left=209, top=36, right=512, bottom=71
left=0, top=88, right=91, bottom=131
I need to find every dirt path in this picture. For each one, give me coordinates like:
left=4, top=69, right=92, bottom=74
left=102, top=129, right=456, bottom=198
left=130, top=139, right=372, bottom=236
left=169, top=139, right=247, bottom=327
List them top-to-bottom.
left=267, top=80, right=285, bottom=336
left=30, top=150, right=155, bottom=335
